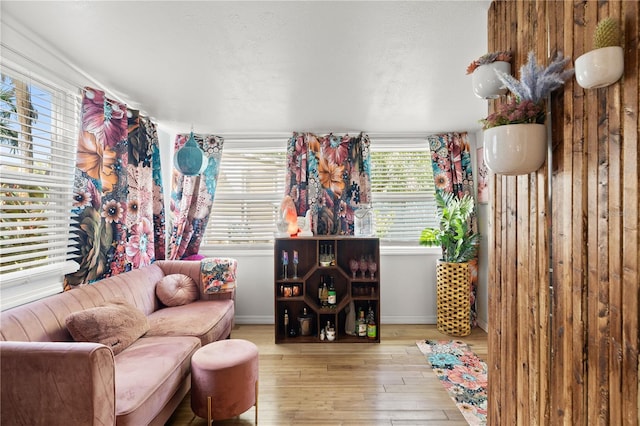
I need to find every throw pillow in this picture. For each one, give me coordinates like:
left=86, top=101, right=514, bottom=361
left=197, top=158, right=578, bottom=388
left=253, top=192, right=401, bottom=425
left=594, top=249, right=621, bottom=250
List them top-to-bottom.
left=201, top=257, right=238, bottom=294
left=156, top=273, right=199, bottom=307
left=65, top=299, right=149, bottom=355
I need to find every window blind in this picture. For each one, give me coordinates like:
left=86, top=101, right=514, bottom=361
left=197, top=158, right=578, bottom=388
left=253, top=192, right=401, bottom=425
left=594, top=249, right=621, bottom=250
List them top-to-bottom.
left=0, top=63, right=80, bottom=295
left=370, top=143, right=437, bottom=245
left=205, top=146, right=287, bottom=248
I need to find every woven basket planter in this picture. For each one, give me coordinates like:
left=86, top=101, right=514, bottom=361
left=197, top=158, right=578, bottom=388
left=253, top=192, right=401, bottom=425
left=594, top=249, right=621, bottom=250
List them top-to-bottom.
left=436, top=261, right=471, bottom=337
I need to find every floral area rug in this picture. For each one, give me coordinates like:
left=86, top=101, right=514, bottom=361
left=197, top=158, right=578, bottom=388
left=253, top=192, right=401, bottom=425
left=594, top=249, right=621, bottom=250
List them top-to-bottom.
left=416, top=339, right=488, bottom=425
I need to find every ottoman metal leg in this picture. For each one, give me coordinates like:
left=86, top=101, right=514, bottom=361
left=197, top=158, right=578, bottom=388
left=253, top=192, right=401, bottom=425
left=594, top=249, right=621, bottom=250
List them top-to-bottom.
left=254, top=380, right=259, bottom=425
left=205, top=381, right=258, bottom=425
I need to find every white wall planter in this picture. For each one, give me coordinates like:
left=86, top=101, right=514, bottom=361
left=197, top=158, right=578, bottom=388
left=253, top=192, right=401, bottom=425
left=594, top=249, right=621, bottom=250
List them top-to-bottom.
left=575, top=46, right=624, bottom=89
left=472, top=61, right=511, bottom=99
left=483, top=123, right=547, bottom=175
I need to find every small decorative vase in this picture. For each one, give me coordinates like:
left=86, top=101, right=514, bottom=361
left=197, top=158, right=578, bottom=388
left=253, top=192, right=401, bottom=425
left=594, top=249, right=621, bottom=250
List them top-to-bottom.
left=575, top=46, right=624, bottom=89
left=471, top=61, right=511, bottom=99
left=483, top=123, right=547, bottom=175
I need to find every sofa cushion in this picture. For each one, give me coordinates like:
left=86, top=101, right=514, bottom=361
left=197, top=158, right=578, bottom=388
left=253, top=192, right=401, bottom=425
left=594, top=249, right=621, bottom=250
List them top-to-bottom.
left=156, top=274, right=199, bottom=307
left=65, top=299, right=149, bottom=355
left=145, top=300, right=235, bottom=346
left=114, top=335, right=200, bottom=426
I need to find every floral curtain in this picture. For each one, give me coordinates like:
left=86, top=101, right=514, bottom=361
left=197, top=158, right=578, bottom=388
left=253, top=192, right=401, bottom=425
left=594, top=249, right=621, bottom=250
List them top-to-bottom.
left=65, top=87, right=165, bottom=290
left=427, top=131, right=478, bottom=327
left=285, top=132, right=371, bottom=235
left=168, top=133, right=223, bottom=259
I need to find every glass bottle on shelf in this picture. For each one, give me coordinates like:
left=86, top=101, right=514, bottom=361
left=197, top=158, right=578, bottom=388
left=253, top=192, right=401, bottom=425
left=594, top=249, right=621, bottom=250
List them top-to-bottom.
left=319, top=244, right=330, bottom=266
left=327, top=276, right=336, bottom=308
left=320, top=279, right=328, bottom=307
left=366, top=306, right=377, bottom=340
left=284, top=308, right=289, bottom=336
left=357, top=309, right=367, bottom=337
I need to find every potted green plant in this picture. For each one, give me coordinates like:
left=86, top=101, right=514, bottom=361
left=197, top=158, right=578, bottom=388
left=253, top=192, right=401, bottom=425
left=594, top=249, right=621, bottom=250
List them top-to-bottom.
left=575, top=17, right=624, bottom=89
left=467, top=50, right=512, bottom=99
left=481, top=50, right=574, bottom=175
left=420, top=191, right=480, bottom=337
left=420, top=191, right=480, bottom=263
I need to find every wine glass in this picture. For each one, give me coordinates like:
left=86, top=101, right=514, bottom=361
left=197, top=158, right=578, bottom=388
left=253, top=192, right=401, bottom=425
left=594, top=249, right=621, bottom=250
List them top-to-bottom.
left=358, top=256, right=368, bottom=279
left=349, top=259, right=359, bottom=279
left=368, top=259, right=377, bottom=279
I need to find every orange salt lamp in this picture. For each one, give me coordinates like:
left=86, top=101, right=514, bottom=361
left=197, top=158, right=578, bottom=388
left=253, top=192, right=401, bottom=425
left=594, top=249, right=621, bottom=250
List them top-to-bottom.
left=280, top=195, right=299, bottom=236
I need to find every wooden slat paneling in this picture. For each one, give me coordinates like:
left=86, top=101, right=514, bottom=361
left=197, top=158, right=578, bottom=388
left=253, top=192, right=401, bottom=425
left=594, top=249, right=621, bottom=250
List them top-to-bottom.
left=621, top=0, right=639, bottom=423
left=487, top=1, right=639, bottom=425
left=606, top=1, right=623, bottom=424
left=566, top=2, right=588, bottom=425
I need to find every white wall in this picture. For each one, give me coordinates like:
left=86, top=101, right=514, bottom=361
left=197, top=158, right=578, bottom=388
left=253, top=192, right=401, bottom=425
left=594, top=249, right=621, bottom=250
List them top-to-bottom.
left=470, top=130, right=489, bottom=330
left=200, top=247, right=442, bottom=325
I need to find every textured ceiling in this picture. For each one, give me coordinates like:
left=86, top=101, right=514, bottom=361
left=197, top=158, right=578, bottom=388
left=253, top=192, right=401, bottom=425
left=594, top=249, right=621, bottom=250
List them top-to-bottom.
left=1, top=1, right=491, bottom=136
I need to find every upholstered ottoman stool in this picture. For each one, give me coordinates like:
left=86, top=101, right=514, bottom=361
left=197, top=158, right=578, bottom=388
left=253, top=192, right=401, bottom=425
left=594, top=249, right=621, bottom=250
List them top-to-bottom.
left=191, top=339, right=259, bottom=424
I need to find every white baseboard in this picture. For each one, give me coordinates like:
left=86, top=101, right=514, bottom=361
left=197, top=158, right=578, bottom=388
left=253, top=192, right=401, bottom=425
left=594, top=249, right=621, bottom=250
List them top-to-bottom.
left=234, top=315, right=438, bottom=325
left=234, top=315, right=273, bottom=325
left=234, top=315, right=488, bottom=330
left=476, top=318, right=488, bottom=331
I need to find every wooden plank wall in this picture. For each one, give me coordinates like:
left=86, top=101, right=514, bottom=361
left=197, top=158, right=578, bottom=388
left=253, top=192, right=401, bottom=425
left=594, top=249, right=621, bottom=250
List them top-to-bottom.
left=486, top=1, right=639, bottom=425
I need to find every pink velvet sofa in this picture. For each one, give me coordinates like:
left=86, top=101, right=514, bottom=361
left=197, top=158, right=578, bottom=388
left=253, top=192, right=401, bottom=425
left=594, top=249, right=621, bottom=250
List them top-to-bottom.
left=0, top=259, right=236, bottom=426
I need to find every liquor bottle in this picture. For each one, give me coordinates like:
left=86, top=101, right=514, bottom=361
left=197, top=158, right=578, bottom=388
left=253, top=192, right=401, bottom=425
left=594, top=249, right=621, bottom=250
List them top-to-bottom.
left=327, top=276, right=337, bottom=308
left=321, top=279, right=329, bottom=307
left=366, top=306, right=377, bottom=340
left=284, top=308, right=289, bottom=336
left=357, top=309, right=367, bottom=337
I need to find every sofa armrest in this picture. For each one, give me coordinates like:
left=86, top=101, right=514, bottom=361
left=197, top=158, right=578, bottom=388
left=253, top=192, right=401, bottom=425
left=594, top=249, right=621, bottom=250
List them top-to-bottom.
left=0, top=341, right=115, bottom=426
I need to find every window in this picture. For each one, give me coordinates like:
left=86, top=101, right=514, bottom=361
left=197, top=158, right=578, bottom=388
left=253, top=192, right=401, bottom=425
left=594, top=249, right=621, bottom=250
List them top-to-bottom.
left=0, top=61, right=80, bottom=310
left=203, top=136, right=436, bottom=249
left=370, top=139, right=437, bottom=245
left=205, top=141, right=287, bottom=249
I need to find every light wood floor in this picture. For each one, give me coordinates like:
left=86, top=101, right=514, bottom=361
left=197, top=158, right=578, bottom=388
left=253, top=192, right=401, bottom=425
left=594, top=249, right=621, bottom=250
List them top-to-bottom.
left=166, top=324, right=488, bottom=426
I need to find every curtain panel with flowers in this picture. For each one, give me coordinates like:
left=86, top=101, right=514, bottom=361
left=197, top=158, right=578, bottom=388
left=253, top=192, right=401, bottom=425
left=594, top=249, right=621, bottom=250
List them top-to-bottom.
left=65, top=87, right=165, bottom=290
left=427, top=131, right=478, bottom=327
left=285, top=132, right=371, bottom=235
left=168, top=133, right=223, bottom=259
